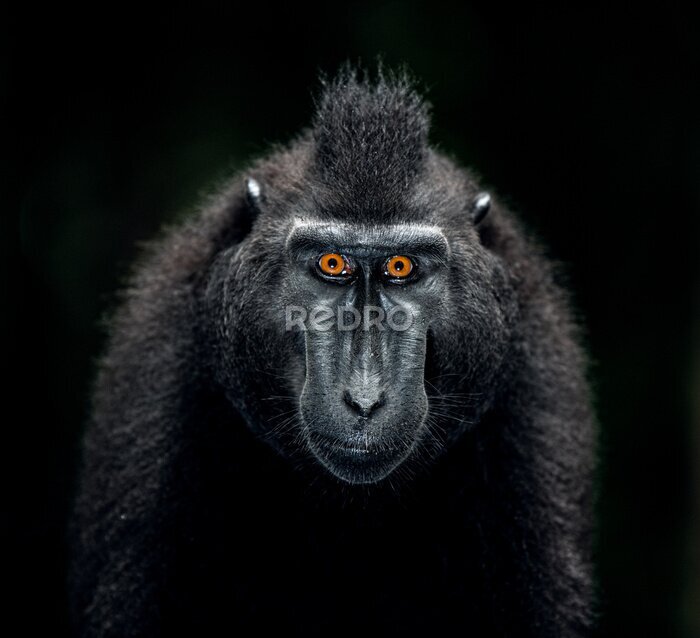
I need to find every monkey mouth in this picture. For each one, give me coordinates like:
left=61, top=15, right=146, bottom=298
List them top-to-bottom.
left=306, top=430, right=413, bottom=484
left=312, top=433, right=373, bottom=456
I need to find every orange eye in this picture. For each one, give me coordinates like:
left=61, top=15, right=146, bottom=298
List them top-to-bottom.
left=318, top=253, right=351, bottom=276
left=385, top=255, right=414, bottom=279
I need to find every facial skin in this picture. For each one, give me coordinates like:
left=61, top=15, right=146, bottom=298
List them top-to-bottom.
left=285, top=222, right=450, bottom=483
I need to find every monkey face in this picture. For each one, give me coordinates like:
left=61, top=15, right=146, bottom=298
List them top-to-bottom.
left=281, top=221, right=449, bottom=483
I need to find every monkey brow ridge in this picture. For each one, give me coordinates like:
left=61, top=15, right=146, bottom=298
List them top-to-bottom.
left=286, top=221, right=450, bottom=261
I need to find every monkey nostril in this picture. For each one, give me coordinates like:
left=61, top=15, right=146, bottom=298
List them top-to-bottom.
left=343, top=389, right=386, bottom=418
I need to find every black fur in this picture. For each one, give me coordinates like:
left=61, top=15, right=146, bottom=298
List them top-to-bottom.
left=71, top=68, right=596, bottom=636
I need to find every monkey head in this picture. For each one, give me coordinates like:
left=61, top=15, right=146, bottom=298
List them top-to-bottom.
left=204, top=72, right=516, bottom=484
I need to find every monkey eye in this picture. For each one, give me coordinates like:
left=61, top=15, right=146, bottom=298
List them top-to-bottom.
left=317, top=253, right=354, bottom=279
left=383, top=255, right=415, bottom=281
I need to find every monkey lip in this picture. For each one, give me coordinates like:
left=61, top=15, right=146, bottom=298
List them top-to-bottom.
left=309, top=430, right=410, bottom=465
left=308, top=431, right=408, bottom=469
left=307, top=432, right=410, bottom=484
left=312, top=433, right=375, bottom=456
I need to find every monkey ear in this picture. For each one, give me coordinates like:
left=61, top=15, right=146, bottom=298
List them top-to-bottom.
left=228, top=177, right=263, bottom=242
left=245, top=177, right=263, bottom=215
left=471, top=192, right=491, bottom=225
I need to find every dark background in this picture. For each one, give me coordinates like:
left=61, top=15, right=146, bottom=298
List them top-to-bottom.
left=4, top=4, right=699, bottom=636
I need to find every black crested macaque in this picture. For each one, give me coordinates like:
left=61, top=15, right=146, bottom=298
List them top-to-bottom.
left=71, top=68, right=596, bottom=637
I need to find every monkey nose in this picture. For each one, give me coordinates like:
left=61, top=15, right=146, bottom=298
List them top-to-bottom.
left=342, top=389, right=386, bottom=419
